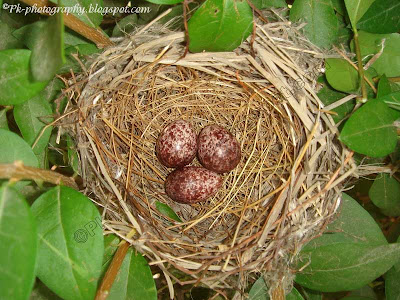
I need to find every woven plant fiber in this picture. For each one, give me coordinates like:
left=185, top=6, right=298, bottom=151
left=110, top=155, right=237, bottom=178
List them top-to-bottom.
left=61, top=13, right=357, bottom=299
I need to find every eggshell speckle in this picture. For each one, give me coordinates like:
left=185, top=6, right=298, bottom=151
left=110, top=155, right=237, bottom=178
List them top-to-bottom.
left=156, top=120, right=197, bottom=168
left=197, top=125, right=241, bottom=173
left=165, top=166, right=222, bottom=204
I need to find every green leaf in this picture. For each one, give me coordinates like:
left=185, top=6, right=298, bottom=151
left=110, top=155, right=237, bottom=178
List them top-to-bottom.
left=49, top=0, right=103, bottom=28
left=145, top=0, right=183, bottom=4
left=188, top=0, right=253, bottom=52
left=250, top=0, right=287, bottom=9
left=289, top=0, right=338, bottom=49
left=331, top=0, right=346, bottom=15
left=344, top=0, right=375, bottom=29
left=357, top=0, right=400, bottom=34
left=30, top=14, right=65, bottom=82
left=112, top=14, right=138, bottom=37
left=0, top=21, right=23, bottom=50
left=356, top=31, right=400, bottom=77
left=58, top=44, right=100, bottom=74
left=0, top=49, right=48, bottom=105
left=325, top=58, right=359, bottom=92
left=377, top=74, right=392, bottom=97
left=318, top=83, right=355, bottom=123
left=377, top=91, right=400, bottom=110
left=14, top=96, right=53, bottom=164
left=339, top=100, right=400, bottom=157
left=0, top=108, right=9, bottom=130
left=0, top=129, right=38, bottom=167
left=66, top=134, right=80, bottom=174
left=369, top=174, right=400, bottom=216
left=0, top=185, right=37, bottom=300
left=31, top=186, right=104, bottom=300
left=295, top=193, right=400, bottom=292
left=326, top=193, right=387, bottom=245
left=156, top=201, right=182, bottom=222
left=102, top=234, right=120, bottom=270
left=386, top=236, right=400, bottom=300
left=107, top=247, right=157, bottom=300
left=248, top=277, right=304, bottom=299
left=248, top=277, right=268, bottom=300
left=346, top=285, right=377, bottom=299
left=298, top=287, right=322, bottom=300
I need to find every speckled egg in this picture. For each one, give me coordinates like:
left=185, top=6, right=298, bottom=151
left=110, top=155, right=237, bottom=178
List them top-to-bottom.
left=156, top=120, right=197, bottom=168
left=197, top=124, right=241, bottom=173
left=165, top=166, right=222, bottom=204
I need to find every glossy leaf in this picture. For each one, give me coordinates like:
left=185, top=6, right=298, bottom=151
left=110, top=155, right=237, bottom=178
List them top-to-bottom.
left=49, top=0, right=103, bottom=28
left=188, top=0, right=253, bottom=52
left=250, top=0, right=287, bottom=9
left=289, top=0, right=338, bottom=49
left=331, top=0, right=346, bottom=15
left=344, top=0, right=375, bottom=29
left=357, top=0, right=400, bottom=34
left=30, top=14, right=65, bottom=81
left=0, top=22, right=23, bottom=50
left=356, top=31, right=400, bottom=77
left=59, top=44, right=100, bottom=74
left=0, top=49, right=48, bottom=105
left=325, top=58, right=359, bottom=92
left=377, top=74, right=392, bottom=97
left=318, top=83, right=355, bottom=123
left=377, top=91, right=400, bottom=110
left=14, top=96, right=53, bottom=161
left=339, top=100, right=400, bottom=157
left=0, top=108, right=9, bottom=130
left=0, top=129, right=38, bottom=167
left=369, top=174, right=400, bottom=216
left=0, top=185, right=37, bottom=300
left=31, top=186, right=104, bottom=300
left=295, top=194, right=400, bottom=292
left=156, top=201, right=182, bottom=222
left=102, top=234, right=120, bottom=271
left=386, top=236, right=400, bottom=300
left=107, top=247, right=157, bottom=300
left=248, top=277, right=304, bottom=299
left=346, top=285, right=377, bottom=299
left=299, top=287, right=322, bottom=300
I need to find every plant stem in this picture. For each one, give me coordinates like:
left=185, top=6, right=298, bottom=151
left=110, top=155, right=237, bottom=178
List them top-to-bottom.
left=19, top=0, right=113, bottom=48
left=353, top=27, right=367, bottom=102
left=0, top=161, right=78, bottom=189
left=94, top=229, right=136, bottom=300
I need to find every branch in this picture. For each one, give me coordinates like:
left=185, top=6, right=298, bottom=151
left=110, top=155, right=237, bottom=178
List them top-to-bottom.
left=20, top=0, right=113, bottom=48
left=353, top=28, right=368, bottom=102
left=0, top=161, right=78, bottom=189
left=95, top=229, right=137, bottom=300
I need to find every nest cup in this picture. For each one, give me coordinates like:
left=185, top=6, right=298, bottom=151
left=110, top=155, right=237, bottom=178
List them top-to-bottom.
left=63, top=17, right=356, bottom=297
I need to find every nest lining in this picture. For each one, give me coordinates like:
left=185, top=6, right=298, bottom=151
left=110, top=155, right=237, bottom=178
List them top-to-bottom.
left=62, top=14, right=356, bottom=297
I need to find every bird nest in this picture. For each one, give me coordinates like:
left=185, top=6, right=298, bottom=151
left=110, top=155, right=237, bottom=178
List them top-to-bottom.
left=61, top=15, right=356, bottom=298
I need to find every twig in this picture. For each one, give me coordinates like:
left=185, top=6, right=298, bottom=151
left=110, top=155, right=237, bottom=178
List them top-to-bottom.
left=19, top=0, right=113, bottom=48
left=353, top=28, right=367, bottom=101
left=0, top=161, right=78, bottom=189
left=95, top=229, right=136, bottom=300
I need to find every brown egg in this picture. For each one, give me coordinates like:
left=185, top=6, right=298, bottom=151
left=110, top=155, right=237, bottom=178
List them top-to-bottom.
left=156, top=120, right=197, bottom=168
left=197, top=124, right=241, bottom=173
left=165, top=166, right=222, bottom=204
